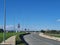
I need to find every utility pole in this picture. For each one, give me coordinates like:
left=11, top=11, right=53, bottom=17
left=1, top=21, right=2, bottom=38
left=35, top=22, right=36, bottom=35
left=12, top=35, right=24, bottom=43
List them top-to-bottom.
left=3, top=0, right=6, bottom=43
left=14, top=15, right=15, bottom=32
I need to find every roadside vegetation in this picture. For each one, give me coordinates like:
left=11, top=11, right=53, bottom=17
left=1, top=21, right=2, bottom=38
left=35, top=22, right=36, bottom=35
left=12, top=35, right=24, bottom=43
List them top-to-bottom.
left=0, top=29, right=17, bottom=43
left=41, top=30, right=60, bottom=37
left=0, top=32, right=16, bottom=43
left=16, top=32, right=29, bottom=45
left=16, top=32, right=25, bottom=45
left=45, top=34, right=60, bottom=38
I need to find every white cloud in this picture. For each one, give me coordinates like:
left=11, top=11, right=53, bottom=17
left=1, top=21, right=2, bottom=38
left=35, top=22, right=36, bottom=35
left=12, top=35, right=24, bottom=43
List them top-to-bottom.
left=57, top=19, right=60, bottom=22
left=0, top=25, right=16, bottom=30
left=0, top=25, right=3, bottom=29
left=0, top=25, right=21, bottom=31
left=6, top=25, right=14, bottom=30
left=6, top=25, right=13, bottom=28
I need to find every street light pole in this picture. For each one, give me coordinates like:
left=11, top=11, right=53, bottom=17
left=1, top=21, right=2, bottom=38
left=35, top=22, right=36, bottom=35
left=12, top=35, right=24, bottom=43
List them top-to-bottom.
left=3, top=0, right=6, bottom=43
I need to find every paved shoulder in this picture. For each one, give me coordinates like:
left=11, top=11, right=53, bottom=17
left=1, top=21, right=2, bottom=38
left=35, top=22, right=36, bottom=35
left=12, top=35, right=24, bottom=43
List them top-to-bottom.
left=24, top=33, right=60, bottom=45
left=39, top=33, right=60, bottom=41
left=1, top=35, right=16, bottom=45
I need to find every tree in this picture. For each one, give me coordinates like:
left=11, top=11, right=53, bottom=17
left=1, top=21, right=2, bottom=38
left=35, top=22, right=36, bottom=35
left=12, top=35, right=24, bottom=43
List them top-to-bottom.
left=0, top=29, right=4, bottom=32
left=41, top=30, right=45, bottom=33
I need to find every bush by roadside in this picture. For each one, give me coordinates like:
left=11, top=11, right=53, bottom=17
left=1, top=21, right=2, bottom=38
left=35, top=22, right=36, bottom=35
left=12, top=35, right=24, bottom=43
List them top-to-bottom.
left=0, top=32, right=16, bottom=43
left=16, top=32, right=30, bottom=45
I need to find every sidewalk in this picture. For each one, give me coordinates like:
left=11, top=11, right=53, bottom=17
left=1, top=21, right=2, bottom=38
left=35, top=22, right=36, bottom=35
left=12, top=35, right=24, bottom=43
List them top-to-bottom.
left=39, top=33, right=60, bottom=41
left=1, top=35, right=16, bottom=45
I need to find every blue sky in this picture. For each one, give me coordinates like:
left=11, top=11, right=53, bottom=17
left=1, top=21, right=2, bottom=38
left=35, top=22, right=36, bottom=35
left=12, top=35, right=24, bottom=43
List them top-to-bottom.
left=0, top=0, right=60, bottom=30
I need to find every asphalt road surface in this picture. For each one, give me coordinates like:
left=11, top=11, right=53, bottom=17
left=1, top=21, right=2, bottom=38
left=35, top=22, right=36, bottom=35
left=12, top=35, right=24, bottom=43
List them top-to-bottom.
left=24, top=32, right=60, bottom=45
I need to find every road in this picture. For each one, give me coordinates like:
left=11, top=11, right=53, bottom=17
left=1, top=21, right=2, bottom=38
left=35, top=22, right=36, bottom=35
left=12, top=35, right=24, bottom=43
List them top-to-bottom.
left=24, top=33, right=60, bottom=45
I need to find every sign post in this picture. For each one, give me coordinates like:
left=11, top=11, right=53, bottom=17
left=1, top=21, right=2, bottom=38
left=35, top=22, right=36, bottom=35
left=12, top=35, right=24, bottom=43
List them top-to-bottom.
left=17, top=24, right=20, bottom=33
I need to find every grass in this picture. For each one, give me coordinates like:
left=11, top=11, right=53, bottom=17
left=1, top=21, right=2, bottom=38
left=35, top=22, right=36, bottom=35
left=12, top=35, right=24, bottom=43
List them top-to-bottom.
left=0, top=32, right=16, bottom=43
left=0, top=32, right=29, bottom=45
left=5, top=32, right=16, bottom=39
left=16, top=32, right=28, bottom=45
left=0, top=33, right=3, bottom=43
left=45, top=33, right=60, bottom=38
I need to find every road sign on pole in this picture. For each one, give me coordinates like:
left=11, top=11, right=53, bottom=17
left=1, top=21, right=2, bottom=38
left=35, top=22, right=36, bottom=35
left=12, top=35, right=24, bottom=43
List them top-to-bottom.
left=17, top=24, right=20, bottom=32
left=18, top=24, right=20, bottom=28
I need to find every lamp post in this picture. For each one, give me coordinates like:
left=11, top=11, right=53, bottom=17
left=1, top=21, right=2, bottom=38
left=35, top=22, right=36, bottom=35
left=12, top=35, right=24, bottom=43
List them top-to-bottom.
left=3, top=0, right=6, bottom=43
